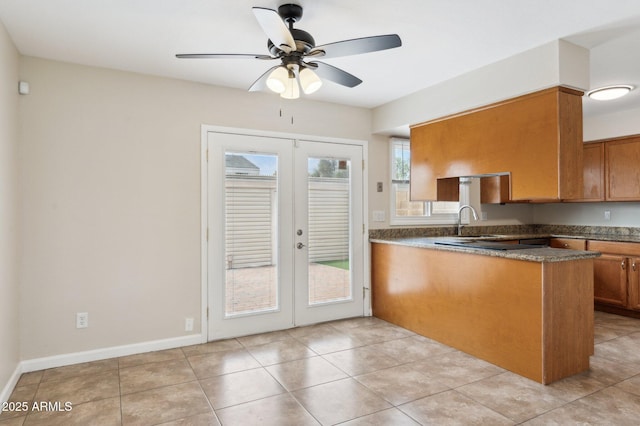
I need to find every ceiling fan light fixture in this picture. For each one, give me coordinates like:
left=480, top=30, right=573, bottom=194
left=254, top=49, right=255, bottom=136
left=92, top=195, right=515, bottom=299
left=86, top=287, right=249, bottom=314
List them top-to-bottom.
left=177, top=5, right=402, bottom=99
left=266, top=66, right=288, bottom=93
left=299, top=67, right=322, bottom=94
left=280, top=70, right=300, bottom=99
left=587, top=85, right=633, bottom=101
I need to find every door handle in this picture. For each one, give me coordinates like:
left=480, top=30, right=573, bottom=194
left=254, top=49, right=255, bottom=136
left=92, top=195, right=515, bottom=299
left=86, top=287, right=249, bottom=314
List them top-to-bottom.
left=297, top=242, right=306, bottom=249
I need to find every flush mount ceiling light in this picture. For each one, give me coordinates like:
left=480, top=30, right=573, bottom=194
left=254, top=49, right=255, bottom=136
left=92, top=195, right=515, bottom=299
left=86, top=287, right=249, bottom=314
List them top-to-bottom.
left=587, top=85, right=634, bottom=101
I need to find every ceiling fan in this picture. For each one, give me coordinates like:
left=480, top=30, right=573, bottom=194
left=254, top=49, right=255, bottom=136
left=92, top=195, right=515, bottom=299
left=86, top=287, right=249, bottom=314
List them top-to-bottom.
left=176, top=3, right=402, bottom=99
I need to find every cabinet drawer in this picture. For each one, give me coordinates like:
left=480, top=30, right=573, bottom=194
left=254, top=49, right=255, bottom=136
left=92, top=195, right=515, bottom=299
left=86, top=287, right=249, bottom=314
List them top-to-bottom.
left=550, top=238, right=586, bottom=250
left=587, top=240, right=640, bottom=256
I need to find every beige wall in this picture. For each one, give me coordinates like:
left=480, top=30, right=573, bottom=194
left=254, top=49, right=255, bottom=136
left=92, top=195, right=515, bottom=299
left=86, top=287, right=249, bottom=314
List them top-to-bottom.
left=0, top=20, right=20, bottom=395
left=18, top=57, right=373, bottom=359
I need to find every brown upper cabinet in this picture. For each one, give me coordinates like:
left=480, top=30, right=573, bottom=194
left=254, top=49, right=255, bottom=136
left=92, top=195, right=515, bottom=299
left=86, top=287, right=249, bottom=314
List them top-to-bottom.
left=410, top=86, right=584, bottom=202
left=579, top=134, right=640, bottom=202
left=606, top=135, right=640, bottom=201
left=581, top=142, right=605, bottom=201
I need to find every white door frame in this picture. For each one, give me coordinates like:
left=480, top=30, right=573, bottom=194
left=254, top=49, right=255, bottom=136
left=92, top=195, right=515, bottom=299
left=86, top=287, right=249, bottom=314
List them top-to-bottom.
left=200, top=125, right=370, bottom=341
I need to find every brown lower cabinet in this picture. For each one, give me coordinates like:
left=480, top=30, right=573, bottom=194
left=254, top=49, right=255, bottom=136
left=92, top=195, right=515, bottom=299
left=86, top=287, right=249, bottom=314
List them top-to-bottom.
left=549, top=237, right=586, bottom=250
left=586, top=240, right=640, bottom=314
left=371, top=242, right=593, bottom=384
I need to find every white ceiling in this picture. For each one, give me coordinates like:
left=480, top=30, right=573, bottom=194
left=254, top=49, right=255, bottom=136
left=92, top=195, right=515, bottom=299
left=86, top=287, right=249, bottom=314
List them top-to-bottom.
left=1, top=0, right=640, bottom=116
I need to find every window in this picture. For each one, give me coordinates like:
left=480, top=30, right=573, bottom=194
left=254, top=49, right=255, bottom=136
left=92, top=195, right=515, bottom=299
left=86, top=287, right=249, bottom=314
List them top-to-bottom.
left=390, top=138, right=467, bottom=225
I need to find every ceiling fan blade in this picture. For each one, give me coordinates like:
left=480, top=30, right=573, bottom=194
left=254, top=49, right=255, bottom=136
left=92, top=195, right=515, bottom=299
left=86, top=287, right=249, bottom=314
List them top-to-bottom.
left=252, top=7, right=296, bottom=53
left=309, top=34, right=401, bottom=59
left=176, top=53, right=275, bottom=60
left=308, top=62, right=362, bottom=88
left=248, top=65, right=281, bottom=92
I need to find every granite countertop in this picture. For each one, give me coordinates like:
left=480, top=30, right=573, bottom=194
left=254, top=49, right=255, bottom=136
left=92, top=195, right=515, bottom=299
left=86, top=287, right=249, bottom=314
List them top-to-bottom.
left=368, top=225, right=640, bottom=262
left=545, top=233, right=640, bottom=243
left=370, top=236, right=600, bottom=263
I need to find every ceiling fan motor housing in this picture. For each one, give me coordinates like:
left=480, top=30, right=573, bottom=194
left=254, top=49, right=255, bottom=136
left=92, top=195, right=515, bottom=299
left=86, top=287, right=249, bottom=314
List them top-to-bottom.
left=278, top=4, right=303, bottom=23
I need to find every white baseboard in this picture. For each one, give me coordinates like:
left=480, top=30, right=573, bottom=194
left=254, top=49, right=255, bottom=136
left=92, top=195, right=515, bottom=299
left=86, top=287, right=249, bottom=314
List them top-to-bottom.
left=20, top=333, right=205, bottom=374
left=1, top=363, right=23, bottom=404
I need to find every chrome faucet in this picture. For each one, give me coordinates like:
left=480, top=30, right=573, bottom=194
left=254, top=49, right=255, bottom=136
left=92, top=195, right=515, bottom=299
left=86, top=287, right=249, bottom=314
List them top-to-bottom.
left=457, top=204, right=479, bottom=236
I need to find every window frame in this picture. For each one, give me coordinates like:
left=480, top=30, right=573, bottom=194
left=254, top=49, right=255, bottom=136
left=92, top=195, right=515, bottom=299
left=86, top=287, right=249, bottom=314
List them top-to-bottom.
left=389, top=138, right=469, bottom=226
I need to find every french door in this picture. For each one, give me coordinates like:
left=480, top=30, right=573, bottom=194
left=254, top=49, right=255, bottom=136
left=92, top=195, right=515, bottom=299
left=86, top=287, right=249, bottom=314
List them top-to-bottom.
left=207, top=131, right=364, bottom=340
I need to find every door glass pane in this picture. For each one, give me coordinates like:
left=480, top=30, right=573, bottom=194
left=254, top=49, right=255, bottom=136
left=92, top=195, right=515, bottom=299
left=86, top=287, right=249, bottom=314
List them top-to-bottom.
left=224, top=152, right=278, bottom=317
left=307, top=157, right=351, bottom=305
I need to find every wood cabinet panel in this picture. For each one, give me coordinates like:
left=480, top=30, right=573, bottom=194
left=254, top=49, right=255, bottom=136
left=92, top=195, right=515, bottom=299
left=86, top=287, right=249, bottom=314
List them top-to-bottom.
left=410, top=86, right=583, bottom=202
left=605, top=136, right=640, bottom=201
left=582, top=142, right=604, bottom=201
left=480, top=175, right=510, bottom=204
left=436, top=177, right=461, bottom=201
left=550, top=238, right=586, bottom=250
left=371, top=242, right=593, bottom=384
left=592, top=254, right=628, bottom=307
left=628, top=257, right=640, bottom=311
left=543, top=260, right=595, bottom=368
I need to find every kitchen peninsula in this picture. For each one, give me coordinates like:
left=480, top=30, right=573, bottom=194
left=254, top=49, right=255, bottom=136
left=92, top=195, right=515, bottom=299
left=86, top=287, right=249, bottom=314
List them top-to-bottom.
left=370, top=236, right=598, bottom=384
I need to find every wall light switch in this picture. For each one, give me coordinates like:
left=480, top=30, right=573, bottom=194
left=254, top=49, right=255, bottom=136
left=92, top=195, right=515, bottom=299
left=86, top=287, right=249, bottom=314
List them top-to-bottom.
left=376, top=182, right=383, bottom=192
left=373, top=210, right=385, bottom=222
left=604, top=210, right=611, bottom=221
left=76, top=312, right=88, bottom=329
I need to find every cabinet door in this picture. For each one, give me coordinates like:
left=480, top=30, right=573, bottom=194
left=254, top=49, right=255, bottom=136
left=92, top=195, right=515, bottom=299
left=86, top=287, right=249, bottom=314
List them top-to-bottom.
left=606, top=136, right=640, bottom=201
left=582, top=142, right=604, bottom=201
left=550, top=238, right=586, bottom=250
left=593, top=254, right=628, bottom=307
left=628, top=257, right=640, bottom=311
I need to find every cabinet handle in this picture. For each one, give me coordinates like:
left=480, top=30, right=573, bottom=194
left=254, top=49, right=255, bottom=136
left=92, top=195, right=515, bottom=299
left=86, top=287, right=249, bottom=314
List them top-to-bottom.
left=563, top=243, right=569, bottom=248
left=621, top=260, right=626, bottom=270
left=633, top=262, right=637, bottom=272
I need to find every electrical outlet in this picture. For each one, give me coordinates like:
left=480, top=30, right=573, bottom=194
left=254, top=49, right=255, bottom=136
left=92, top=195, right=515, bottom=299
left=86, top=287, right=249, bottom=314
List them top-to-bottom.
left=376, top=182, right=383, bottom=192
left=604, top=210, right=611, bottom=221
left=480, top=211, right=488, bottom=221
left=76, top=312, right=88, bottom=329
left=185, top=317, right=194, bottom=332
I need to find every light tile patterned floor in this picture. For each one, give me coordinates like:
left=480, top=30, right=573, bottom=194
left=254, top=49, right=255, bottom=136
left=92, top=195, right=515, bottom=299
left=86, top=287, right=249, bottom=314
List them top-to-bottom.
left=2, top=311, right=640, bottom=425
